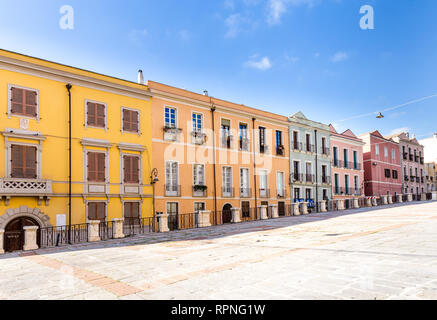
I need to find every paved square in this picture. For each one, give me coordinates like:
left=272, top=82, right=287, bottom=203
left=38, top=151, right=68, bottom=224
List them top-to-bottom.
left=1, top=201, right=437, bottom=300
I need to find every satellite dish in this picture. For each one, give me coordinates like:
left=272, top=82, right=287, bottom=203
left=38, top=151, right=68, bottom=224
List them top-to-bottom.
left=376, top=112, right=384, bottom=119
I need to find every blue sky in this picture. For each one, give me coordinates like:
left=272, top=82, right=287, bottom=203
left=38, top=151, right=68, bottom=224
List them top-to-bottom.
left=1, top=0, right=436, bottom=138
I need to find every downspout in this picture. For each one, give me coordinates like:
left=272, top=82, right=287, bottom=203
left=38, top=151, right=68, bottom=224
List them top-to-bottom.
left=66, top=84, right=72, bottom=243
left=210, top=102, right=218, bottom=217
left=252, top=118, right=258, bottom=218
left=314, top=129, right=319, bottom=212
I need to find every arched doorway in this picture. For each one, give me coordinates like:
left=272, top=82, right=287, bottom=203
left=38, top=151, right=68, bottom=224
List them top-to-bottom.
left=222, top=204, right=233, bottom=224
left=4, top=217, right=40, bottom=252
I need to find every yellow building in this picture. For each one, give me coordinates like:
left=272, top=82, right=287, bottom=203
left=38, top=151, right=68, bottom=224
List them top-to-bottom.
left=0, top=50, right=153, bottom=252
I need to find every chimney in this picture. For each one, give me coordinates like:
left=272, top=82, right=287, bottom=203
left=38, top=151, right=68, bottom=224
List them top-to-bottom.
left=137, top=70, right=144, bottom=84
left=203, top=90, right=208, bottom=96
left=434, top=133, right=437, bottom=139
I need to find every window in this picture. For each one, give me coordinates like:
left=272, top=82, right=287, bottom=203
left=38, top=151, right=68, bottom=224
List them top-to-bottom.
left=10, top=86, right=38, bottom=118
left=87, top=101, right=106, bottom=128
left=164, top=107, right=177, bottom=128
left=122, top=109, right=139, bottom=133
left=192, top=113, right=203, bottom=132
left=221, top=119, right=231, bottom=149
left=239, top=123, right=249, bottom=151
left=259, top=127, right=266, bottom=153
left=276, top=131, right=284, bottom=155
left=293, top=131, right=299, bottom=150
left=306, top=134, right=311, bottom=152
left=322, top=137, right=327, bottom=154
left=11, top=145, right=37, bottom=178
left=375, top=145, right=380, bottom=156
left=333, top=147, right=339, bottom=166
left=384, top=147, right=388, bottom=158
left=392, top=148, right=396, bottom=161
left=343, top=149, right=349, bottom=168
left=353, top=151, right=358, bottom=169
left=87, top=152, right=106, bottom=182
left=123, top=155, right=140, bottom=183
left=165, top=161, right=179, bottom=194
left=293, top=161, right=300, bottom=180
left=306, top=162, right=313, bottom=182
left=193, top=164, right=205, bottom=186
left=321, top=165, right=327, bottom=183
left=222, top=167, right=232, bottom=196
left=240, top=168, right=250, bottom=197
left=385, top=169, right=391, bottom=178
left=259, top=170, right=268, bottom=197
left=392, top=170, right=398, bottom=180
left=277, top=172, right=285, bottom=197
left=334, top=174, right=339, bottom=194
left=345, top=175, right=350, bottom=194
left=354, top=176, right=359, bottom=194
left=294, top=188, right=300, bottom=200
left=305, top=188, right=312, bottom=201
left=242, top=201, right=250, bottom=218
left=88, top=202, right=106, bottom=222
left=124, top=202, right=140, bottom=223
left=167, top=202, right=178, bottom=215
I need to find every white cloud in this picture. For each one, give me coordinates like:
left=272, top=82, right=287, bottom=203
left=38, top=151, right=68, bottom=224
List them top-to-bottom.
left=267, top=0, right=316, bottom=25
left=225, top=13, right=256, bottom=38
left=331, top=51, right=349, bottom=63
left=245, top=55, right=272, bottom=70
left=390, top=127, right=410, bottom=135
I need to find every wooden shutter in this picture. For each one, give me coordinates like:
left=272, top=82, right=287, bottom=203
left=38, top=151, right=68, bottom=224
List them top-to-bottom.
left=10, top=87, right=37, bottom=117
left=11, top=87, right=23, bottom=114
left=25, top=90, right=37, bottom=117
left=87, top=102, right=95, bottom=126
left=96, top=104, right=105, bottom=128
left=123, top=109, right=131, bottom=131
left=123, top=110, right=139, bottom=133
left=131, top=111, right=139, bottom=132
left=11, top=145, right=24, bottom=178
left=25, top=146, right=37, bottom=178
left=87, top=152, right=96, bottom=181
left=97, top=153, right=105, bottom=182
left=123, top=156, right=131, bottom=182
left=124, top=156, right=139, bottom=183
left=88, top=202, right=97, bottom=220
left=124, top=202, right=132, bottom=218
left=97, top=203, right=106, bottom=221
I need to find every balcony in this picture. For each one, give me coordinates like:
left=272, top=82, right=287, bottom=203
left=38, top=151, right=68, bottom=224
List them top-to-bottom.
left=163, top=126, right=182, bottom=142
left=191, top=131, right=206, bottom=145
left=221, top=135, right=233, bottom=149
left=239, top=137, right=250, bottom=151
left=292, top=141, right=303, bottom=151
left=259, top=144, right=269, bottom=154
left=305, top=144, right=315, bottom=153
left=276, top=145, right=285, bottom=156
left=321, top=147, right=330, bottom=156
left=403, top=152, right=408, bottom=160
left=409, top=154, right=413, bottom=161
left=415, top=156, right=419, bottom=163
left=420, top=157, right=424, bottom=164
left=332, top=160, right=343, bottom=168
left=343, top=162, right=362, bottom=170
left=291, top=173, right=304, bottom=183
left=305, top=174, right=315, bottom=183
left=404, top=175, right=409, bottom=182
left=321, top=176, right=331, bottom=184
left=416, top=177, right=420, bottom=183
left=0, top=178, right=52, bottom=194
left=165, top=184, right=180, bottom=197
left=192, top=185, right=207, bottom=197
left=222, top=186, right=234, bottom=198
left=240, top=187, right=251, bottom=198
left=333, top=187, right=352, bottom=195
left=259, top=188, right=270, bottom=198
left=276, top=188, right=286, bottom=199
left=354, top=188, right=362, bottom=196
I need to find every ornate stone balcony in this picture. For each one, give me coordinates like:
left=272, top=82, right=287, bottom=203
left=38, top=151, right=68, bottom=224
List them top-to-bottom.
left=0, top=178, right=52, bottom=194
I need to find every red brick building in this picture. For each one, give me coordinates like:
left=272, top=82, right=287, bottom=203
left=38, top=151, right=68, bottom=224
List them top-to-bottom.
left=358, top=131, right=402, bottom=197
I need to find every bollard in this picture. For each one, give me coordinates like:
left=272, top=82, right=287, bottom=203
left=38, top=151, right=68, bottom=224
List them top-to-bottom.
left=432, top=192, right=437, bottom=201
left=421, top=193, right=427, bottom=201
left=407, top=194, right=413, bottom=202
left=381, top=195, right=388, bottom=205
left=397, top=195, right=403, bottom=203
left=388, top=196, right=393, bottom=204
left=366, top=197, right=372, bottom=207
left=372, top=197, right=378, bottom=206
left=353, top=198, right=360, bottom=209
left=337, top=199, right=345, bottom=211
left=320, top=200, right=328, bottom=213
left=301, top=202, right=309, bottom=215
left=293, top=203, right=301, bottom=216
left=270, top=205, right=279, bottom=219
left=259, top=206, right=268, bottom=220
left=231, top=208, right=241, bottom=224
left=197, top=210, right=212, bottom=227
left=158, top=213, right=170, bottom=232
left=112, top=218, right=125, bottom=239
left=88, top=220, right=101, bottom=242
left=23, top=226, right=39, bottom=251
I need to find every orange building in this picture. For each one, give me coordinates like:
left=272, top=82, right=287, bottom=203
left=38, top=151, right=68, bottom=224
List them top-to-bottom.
left=148, top=81, right=291, bottom=224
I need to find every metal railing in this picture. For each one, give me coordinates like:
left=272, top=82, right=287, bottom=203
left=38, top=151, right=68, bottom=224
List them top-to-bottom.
left=165, top=184, right=181, bottom=197
left=222, top=187, right=234, bottom=198
left=240, top=187, right=251, bottom=198
left=123, top=217, right=156, bottom=236
left=99, top=221, right=114, bottom=241
left=38, top=224, right=88, bottom=248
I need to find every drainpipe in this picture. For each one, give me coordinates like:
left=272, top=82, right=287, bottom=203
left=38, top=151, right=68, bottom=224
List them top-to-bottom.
left=66, top=84, right=72, bottom=244
left=210, top=103, right=218, bottom=217
left=252, top=118, right=258, bottom=217
left=314, top=129, right=319, bottom=212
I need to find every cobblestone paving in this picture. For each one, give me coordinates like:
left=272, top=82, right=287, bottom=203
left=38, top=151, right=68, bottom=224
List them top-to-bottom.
left=1, top=201, right=437, bottom=300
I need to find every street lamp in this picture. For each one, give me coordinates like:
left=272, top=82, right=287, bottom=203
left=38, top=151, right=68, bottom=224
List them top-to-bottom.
left=150, top=168, right=159, bottom=231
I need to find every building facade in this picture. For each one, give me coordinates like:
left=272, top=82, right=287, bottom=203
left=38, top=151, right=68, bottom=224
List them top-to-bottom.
left=0, top=50, right=153, bottom=252
left=148, top=81, right=291, bottom=223
left=288, top=112, right=332, bottom=207
left=329, top=125, right=365, bottom=201
left=359, top=131, right=402, bottom=197
left=387, top=132, right=426, bottom=195
left=419, top=133, right=437, bottom=163
left=424, top=162, right=437, bottom=192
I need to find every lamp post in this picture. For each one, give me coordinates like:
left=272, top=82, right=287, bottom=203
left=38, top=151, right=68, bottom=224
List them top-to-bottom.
left=150, top=168, right=159, bottom=231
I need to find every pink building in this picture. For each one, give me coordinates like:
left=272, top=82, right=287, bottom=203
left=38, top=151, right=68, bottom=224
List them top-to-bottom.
left=330, top=125, right=365, bottom=200
left=358, top=131, right=402, bottom=197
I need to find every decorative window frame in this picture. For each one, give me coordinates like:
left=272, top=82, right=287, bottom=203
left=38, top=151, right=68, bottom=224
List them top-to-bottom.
left=8, top=84, right=40, bottom=122
left=85, top=99, right=108, bottom=131
left=164, top=105, right=178, bottom=128
left=121, top=106, right=141, bottom=135
left=3, top=130, right=45, bottom=179
left=81, top=138, right=112, bottom=194
left=118, top=143, right=145, bottom=195
left=165, top=160, right=180, bottom=196
left=192, top=163, right=206, bottom=186
left=239, top=167, right=251, bottom=193
left=85, top=200, right=109, bottom=223
left=122, top=200, right=143, bottom=220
